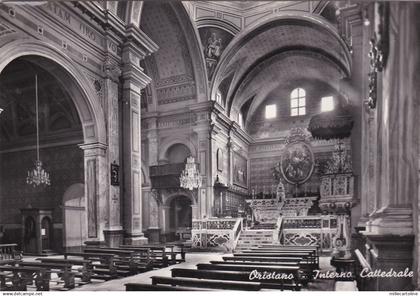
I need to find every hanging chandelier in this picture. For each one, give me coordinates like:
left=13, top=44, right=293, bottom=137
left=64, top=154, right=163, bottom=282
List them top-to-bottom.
left=26, top=75, right=51, bottom=187
left=180, top=156, right=202, bottom=191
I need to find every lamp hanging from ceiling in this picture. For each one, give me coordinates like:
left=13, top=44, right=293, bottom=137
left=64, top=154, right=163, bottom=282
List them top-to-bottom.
left=26, top=74, right=51, bottom=187
left=179, top=111, right=202, bottom=191
left=180, top=155, right=202, bottom=191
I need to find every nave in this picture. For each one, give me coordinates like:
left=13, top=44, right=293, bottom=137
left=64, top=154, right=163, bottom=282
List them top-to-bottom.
left=0, top=0, right=419, bottom=292
left=0, top=242, right=360, bottom=292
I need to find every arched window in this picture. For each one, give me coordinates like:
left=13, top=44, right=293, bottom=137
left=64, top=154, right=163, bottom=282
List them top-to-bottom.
left=290, top=88, right=306, bottom=116
left=321, top=96, right=334, bottom=112
left=238, top=111, right=244, bottom=128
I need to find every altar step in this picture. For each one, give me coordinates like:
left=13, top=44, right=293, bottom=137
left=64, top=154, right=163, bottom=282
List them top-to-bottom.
left=251, top=223, right=276, bottom=230
left=235, top=229, right=274, bottom=251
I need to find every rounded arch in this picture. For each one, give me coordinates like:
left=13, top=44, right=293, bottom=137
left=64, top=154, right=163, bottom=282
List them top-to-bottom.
left=139, top=1, right=208, bottom=107
left=210, top=12, right=352, bottom=112
left=196, top=18, right=240, bottom=35
left=0, top=39, right=107, bottom=145
left=158, top=137, right=197, bottom=162
left=63, top=183, right=85, bottom=207
left=164, top=191, right=195, bottom=206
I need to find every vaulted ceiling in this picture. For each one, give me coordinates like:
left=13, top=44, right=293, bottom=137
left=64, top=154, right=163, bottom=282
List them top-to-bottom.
left=210, top=13, right=351, bottom=119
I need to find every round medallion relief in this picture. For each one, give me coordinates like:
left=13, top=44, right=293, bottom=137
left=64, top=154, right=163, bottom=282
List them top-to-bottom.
left=280, top=142, right=314, bottom=185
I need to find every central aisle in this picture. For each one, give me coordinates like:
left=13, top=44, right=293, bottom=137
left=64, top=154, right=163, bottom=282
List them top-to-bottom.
left=71, top=252, right=336, bottom=291
left=72, top=252, right=225, bottom=291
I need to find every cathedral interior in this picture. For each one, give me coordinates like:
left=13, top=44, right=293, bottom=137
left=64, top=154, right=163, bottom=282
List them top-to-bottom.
left=0, top=0, right=419, bottom=292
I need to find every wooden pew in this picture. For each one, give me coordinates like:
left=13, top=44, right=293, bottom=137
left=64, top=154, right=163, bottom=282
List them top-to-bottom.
left=121, top=243, right=186, bottom=264
left=0, top=244, right=22, bottom=260
left=119, top=245, right=169, bottom=267
left=252, top=246, right=319, bottom=257
left=92, top=247, right=153, bottom=274
left=83, top=248, right=147, bottom=275
left=234, top=251, right=318, bottom=268
left=65, top=252, right=117, bottom=280
left=225, top=255, right=304, bottom=263
left=36, top=258, right=93, bottom=283
left=211, top=260, right=300, bottom=267
left=18, top=261, right=75, bottom=289
left=197, top=263, right=301, bottom=276
left=0, top=265, right=49, bottom=291
left=171, top=268, right=301, bottom=291
left=151, top=275, right=262, bottom=291
left=125, top=283, right=212, bottom=291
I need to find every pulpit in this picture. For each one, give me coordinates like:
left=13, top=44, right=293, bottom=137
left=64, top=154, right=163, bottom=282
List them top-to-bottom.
left=21, top=208, right=53, bottom=255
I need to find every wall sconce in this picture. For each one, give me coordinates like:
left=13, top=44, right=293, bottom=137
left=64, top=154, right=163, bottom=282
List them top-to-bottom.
left=0, top=108, right=3, bottom=114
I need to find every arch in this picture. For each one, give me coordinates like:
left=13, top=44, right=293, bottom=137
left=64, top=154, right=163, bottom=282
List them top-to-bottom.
left=139, top=1, right=208, bottom=107
left=210, top=12, right=352, bottom=111
left=196, top=18, right=240, bottom=35
left=0, top=39, right=107, bottom=145
left=158, top=137, right=197, bottom=162
left=63, top=183, right=85, bottom=207
left=164, top=191, right=195, bottom=206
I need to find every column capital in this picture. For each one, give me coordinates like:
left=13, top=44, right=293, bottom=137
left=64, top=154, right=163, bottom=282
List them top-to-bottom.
left=79, top=142, right=107, bottom=156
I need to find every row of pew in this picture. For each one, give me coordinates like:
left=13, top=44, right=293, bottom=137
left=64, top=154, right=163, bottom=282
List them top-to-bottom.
left=0, top=243, right=186, bottom=291
left=126, top=244, right=320, bottom=291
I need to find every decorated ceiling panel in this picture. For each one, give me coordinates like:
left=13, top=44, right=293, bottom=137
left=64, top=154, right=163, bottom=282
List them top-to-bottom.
left=141, top=2, right=197, bottom=106
left=198, top=26, right=234, bottom=79
left=0, top=59, right=82, bottom=150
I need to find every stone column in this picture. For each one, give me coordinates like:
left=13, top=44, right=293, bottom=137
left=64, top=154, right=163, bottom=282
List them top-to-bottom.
left=361, top=2, right=420, bottom=290
left=121, top=42, right=152, bottom=245
left=102, top=58, right=124, bottom=247
left=146, top=118, right=160, bottom=240
left=194, top=123, right=211, bottom=219
left=79, top=143, right=108, bottom=242
left=160, top=205, right=171, bottom=242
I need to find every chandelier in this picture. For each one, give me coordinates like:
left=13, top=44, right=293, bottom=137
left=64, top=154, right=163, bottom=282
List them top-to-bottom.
left=26, top=75, right=51, bottom=187
left=180, top=156, right=202, bottom=191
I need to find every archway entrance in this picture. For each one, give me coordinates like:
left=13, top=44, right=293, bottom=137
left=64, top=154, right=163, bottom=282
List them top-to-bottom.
left=0, top=54, right=98, bottom=252
left=168, top=196, right=192, bottom=242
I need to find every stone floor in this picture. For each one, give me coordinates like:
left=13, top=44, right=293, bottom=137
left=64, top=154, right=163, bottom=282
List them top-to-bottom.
left=21, top=253, right=346, bottom=291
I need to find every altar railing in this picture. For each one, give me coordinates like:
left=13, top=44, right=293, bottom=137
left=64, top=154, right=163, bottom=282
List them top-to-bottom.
left=280, top=215, right=339, bottom=253
left=191, top=217, right=243, bottom=252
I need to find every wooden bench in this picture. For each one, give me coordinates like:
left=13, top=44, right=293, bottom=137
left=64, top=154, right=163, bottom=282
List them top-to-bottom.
left=121, top=243, right=186, bottom=263
left=0, top=244, right=22, bottom=260
left=119, top=245, right=169, bottom=267
left=252, top=246, right=319, bottom=257
left=234, top=251, right=318, bottom=268
left=65, top=252, right=117, bottom=280
left=36, top=258, right=93, bottom=283
left=212, top=260, right=300, bottom=267
left=18, top=261, right=75, bottom=289
left=197, top=263, right=302, bottom=284
left=0, top=265, right=49, bottom=291
left=171, top=268, right=301, bottom=291
left=151, top=275, right=262, bottom=291
left=125, top=283, right=212, bottom=291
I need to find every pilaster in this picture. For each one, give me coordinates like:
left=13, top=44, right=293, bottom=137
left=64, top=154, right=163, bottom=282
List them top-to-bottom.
left=120, top=34, right=154, bottom=245
left=79, top=143, right=108, bottom=242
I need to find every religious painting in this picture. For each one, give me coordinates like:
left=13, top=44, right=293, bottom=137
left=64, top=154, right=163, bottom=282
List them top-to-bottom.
left=198, top=26, right=234, bottom=79
left=280, top=142, right=314, bottom=185
left=233, top=152, right=247, bottom=188
left=110, top=163, right=120, bottom=186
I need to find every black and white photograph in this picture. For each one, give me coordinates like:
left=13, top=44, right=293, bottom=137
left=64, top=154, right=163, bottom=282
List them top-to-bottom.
left=0, top=0, right=418, bottom=293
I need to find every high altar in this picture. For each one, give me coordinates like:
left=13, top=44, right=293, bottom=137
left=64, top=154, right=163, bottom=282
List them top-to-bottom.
left=191, top=128, right=354, bottom=254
